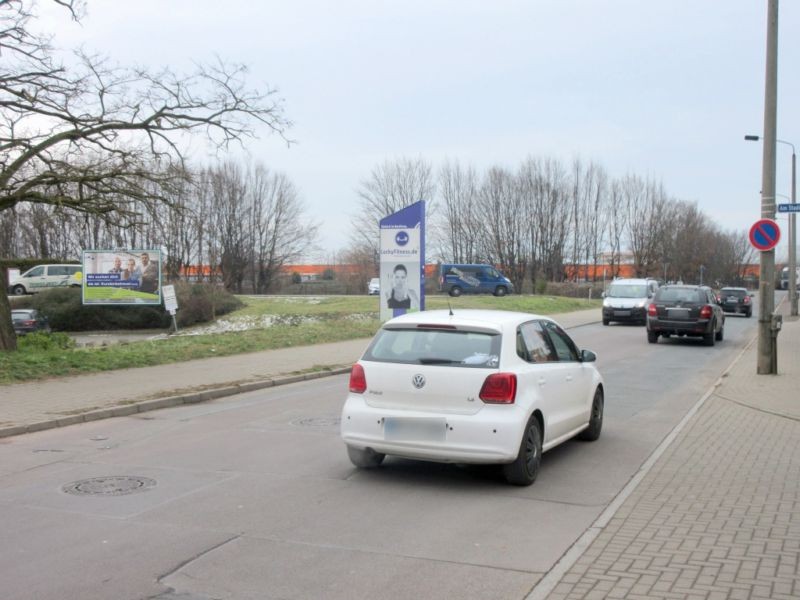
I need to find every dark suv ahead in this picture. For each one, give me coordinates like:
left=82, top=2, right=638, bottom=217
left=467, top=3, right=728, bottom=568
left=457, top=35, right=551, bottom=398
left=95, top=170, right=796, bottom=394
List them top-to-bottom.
left=646, top=285, right=725, bottom=346
left=716, top=287, right=752, bottom=317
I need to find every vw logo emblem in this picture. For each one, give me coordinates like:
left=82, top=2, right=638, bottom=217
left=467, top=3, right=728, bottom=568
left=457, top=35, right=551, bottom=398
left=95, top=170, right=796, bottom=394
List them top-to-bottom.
left=412, top=374, right=426, bottom=389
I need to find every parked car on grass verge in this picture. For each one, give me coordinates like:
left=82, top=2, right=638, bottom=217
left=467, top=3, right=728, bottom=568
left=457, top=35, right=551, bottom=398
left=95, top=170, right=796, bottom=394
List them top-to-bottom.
left=438, top=264, right=514, bottom=297
left=601, top=277, right=659, bottom=325
left=368, top=278, right=381, bottom=295
left=646, top=285, right=724, bottom=346
left=716, top=287, right=752, bottom=317
left=11, top=309, right=51, bottom=335
left=340, top=309, right=604, bottom=486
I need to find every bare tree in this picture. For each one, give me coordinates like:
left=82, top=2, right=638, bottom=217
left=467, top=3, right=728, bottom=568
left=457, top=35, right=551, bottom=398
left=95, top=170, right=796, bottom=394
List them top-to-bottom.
left=0, top=0, right=290, bottom=349
left=350, top=157, right=435, bottom=263
left=519, top=157, right=569, bottom=289
left=568, top=159, right=609, bottom=281
left=436, top=160, right=481, bottom=263
left=248, top=165, right=319, bottom=293
left=477, top=166, right=528, bottom=288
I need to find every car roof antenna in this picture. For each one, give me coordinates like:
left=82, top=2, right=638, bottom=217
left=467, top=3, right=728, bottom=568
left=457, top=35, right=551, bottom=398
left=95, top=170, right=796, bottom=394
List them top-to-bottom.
left=448, top=301, right=454, bottom=316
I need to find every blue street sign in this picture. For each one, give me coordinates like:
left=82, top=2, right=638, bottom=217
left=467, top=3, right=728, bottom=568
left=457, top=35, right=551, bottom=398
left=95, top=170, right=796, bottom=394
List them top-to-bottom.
left=778, top=203, right=800, bottom=213
left=749, top=218, right=781, bottom=251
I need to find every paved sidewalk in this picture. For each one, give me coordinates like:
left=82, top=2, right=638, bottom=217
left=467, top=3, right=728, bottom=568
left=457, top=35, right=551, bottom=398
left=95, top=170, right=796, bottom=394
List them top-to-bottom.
left=532, top=303, right=800, bottom=600
left=0, top=308, right=600, bottom=438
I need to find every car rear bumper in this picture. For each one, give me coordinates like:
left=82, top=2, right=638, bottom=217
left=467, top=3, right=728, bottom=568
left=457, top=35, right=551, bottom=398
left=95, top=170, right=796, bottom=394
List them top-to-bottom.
left=720, top=304, right=750, bottom=314
left=647, top=317, right=712, bottom=336
left=340, top=395, right=525, bottom=464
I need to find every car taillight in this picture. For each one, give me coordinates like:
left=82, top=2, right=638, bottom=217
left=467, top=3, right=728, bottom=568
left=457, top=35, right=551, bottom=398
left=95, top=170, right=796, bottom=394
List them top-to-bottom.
left=716, top=296, right=721, bottom=303
left=743, top=296, right=751, bottom=304
left=647, top=304, right=658, bottom=317
left=699, top=305, right=713, bottom=319
left=21, top=320, right=36, bottom=326
left=349, top=364, right=367, bottom=393
left=479, top=373, right=517, bottom=404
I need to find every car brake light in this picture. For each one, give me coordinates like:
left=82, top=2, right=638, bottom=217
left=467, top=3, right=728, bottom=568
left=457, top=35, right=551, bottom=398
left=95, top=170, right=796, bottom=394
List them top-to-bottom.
left=744, top=296, right=751, bottom=304
left=647, top=304, right=658, bottom=317
left=699, top=305, right=713, bottom=319
left=21, top=320, right=36, bottom=326
left=349, top=364, right=367, bottom=393
left=479, top=373, right=517, bottom=404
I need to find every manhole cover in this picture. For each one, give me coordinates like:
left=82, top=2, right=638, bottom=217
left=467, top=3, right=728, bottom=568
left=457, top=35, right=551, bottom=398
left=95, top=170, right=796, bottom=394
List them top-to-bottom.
left=292, top=417, right=341, bottom=428
left=62, top=476, right=157, bottom=497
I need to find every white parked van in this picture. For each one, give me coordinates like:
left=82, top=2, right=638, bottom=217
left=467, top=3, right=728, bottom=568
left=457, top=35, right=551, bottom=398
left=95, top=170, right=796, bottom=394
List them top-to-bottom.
left=8, top=264, right=83, bottom=295
left=602, top=277, right=659, bottom=325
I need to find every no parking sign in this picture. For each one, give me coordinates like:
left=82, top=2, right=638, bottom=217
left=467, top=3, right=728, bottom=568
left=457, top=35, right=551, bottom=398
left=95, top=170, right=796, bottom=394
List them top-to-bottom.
left=749, top=218, right=781, bottom=251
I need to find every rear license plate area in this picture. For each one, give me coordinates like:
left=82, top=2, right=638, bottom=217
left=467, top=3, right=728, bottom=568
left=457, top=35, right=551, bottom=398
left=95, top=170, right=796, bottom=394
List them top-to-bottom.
left=667, top=308, right=690, bottom=320
left=384, top=418, right=446, bottom=442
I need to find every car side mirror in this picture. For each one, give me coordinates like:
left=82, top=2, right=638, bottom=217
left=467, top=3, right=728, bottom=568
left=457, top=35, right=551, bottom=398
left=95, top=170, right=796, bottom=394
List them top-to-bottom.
left=580, top=349, right=597, bottom=362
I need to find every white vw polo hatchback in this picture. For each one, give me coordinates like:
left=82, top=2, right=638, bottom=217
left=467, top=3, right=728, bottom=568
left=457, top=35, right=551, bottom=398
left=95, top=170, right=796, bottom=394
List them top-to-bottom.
left=340, top=309, right=605, bottom=485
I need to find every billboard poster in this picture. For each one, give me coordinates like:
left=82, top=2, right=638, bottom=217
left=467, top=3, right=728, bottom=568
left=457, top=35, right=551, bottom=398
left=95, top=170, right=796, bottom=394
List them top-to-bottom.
left=379, top=201, right=425, bottom=322
left=82, top=249, right=162, bottom=305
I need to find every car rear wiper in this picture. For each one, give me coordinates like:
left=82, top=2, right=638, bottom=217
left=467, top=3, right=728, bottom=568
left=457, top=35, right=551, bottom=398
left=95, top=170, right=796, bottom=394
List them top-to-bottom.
left=418, top=357, right=457, bottom=364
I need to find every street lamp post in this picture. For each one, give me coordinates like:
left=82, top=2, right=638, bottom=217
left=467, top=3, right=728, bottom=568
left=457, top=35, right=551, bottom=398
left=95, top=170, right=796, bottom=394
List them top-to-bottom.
left=745, top=134, right=797, bottom=317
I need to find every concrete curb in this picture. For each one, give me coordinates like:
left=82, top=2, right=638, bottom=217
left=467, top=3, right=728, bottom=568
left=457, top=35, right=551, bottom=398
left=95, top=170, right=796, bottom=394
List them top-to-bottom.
left=0, top=366, right=351, bottom=439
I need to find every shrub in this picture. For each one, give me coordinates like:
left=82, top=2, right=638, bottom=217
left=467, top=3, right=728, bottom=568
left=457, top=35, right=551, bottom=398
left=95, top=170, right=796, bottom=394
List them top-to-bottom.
left=173, top=282, right=243, bottom=327
left=29, top=283, right=242, bottom=331
left=17, top=331, right=76, bottom=351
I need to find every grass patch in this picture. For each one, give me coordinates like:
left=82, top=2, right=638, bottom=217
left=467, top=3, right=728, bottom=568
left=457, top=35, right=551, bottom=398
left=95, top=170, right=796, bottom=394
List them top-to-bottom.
left=1, top=294, right=599, bottom=384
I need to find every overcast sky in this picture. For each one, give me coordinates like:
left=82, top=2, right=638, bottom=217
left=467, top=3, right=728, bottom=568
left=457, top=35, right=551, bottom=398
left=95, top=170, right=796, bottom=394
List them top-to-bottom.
left=44, top=1, right=800, bottom=261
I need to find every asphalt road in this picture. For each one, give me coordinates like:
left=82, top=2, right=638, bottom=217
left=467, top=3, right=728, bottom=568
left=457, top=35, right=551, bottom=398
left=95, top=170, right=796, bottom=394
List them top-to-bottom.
left=0, top=308, right=759, bottom=600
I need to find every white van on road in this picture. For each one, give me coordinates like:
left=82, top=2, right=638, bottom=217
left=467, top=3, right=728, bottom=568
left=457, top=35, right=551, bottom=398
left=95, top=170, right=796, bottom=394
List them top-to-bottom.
left=8, top=264, right=82, bottom=295
left=602, top=277, right=659, bottom=326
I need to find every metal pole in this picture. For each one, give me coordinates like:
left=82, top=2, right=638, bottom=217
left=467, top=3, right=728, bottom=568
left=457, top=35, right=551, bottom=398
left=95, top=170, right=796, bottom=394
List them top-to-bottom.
left=758, top=0, right=779, bottom=374
left=791, top=151, right=798, bottom=315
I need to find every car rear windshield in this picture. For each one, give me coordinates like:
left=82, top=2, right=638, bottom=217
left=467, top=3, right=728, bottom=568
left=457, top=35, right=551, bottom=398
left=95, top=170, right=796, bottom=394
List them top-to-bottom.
left=607, top=284, right=648, bottom=298
left=656, top=288, right=705, bottom=303
left=721, top=289, right=746, bottom=298
left=11, top=310, right=34, bottom=321
left=363, top=328, right=501, bottom=368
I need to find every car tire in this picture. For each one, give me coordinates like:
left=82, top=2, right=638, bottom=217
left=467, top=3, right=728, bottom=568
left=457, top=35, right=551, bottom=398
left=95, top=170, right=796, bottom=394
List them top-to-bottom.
left=12, top=285, right=26, bottom=296
left=449, top=286, right=463, bottom=297
left=494, top=286, right=507, bottom=297
left=746, top=310, right=752, bottom=318
left=602, top=318, right=610, bottom=326
left=715, top=324, right=724, bottom=341
left=703, top=325, right=716, bottom=346
left=647, top=330, right=658, bottom=344
left=578, top=387, right=603, bottom=442
left=503, top=416, right=542, bottom=486
left=346, top=445, right=385, bottom=468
